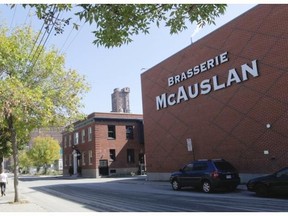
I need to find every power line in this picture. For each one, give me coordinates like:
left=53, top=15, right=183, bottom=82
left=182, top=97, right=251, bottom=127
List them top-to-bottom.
left=9, top=4, right=17, bottom=29
left=29, top=5, right=59, bottom=73
left=24, top=7, right=31, bottom=25
left=63, top=22, right=86, bottom=54
left=59, top=25, right=74, bottom=53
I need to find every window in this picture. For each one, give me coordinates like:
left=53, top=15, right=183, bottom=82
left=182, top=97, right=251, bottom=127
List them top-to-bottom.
left=108, top=125, right=116, bottom=139
left=126, top=125, right=134, bottom=139
left=88, top=127, right=92, bottom=141
left=81, top=129, right=85, bottom=143
left=74, top=132, right=79, bottom=145
left=68, top=134, right=72, bottom=147
left=64, top=136, right=67, bottom=148
left=110, top=149, right=116, bottom=161
left=127, top=149, right=135, bottom=163
left=88, top=150, right=93, bottom=165
left=82, top=152, right=86, bottom=165
left=69, top=154, right=72, bottom=166
left=64, top=155, right=68, bottom=166
left=99, top=160, right=108, bottom=167
left=192, top=162, right=208, bottom=171
left=183, top=164, right=193, bottom=172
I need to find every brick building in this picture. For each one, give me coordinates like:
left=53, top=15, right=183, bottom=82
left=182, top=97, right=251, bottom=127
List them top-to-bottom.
left=141, top=5, right=288, bottom=180
left=62, top=112, right=144, bottom=177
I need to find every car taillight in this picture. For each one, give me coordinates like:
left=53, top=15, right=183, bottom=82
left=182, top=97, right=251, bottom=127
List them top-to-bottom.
left=211, top=171, right=219, bottom=178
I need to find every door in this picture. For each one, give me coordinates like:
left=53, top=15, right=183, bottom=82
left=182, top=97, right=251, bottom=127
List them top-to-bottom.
left=99, top=160, right=109, bottom=176
left=273, top=168, right=288, bottom=194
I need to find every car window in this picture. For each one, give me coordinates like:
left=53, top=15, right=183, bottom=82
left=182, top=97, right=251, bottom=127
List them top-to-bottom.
left=214, top=161, right=236, bottom=171
left=193, top=162, right=208, bottom=171
left=183, top=164, right=193, bottom=172
left=276, top=168, right=288, bottom=178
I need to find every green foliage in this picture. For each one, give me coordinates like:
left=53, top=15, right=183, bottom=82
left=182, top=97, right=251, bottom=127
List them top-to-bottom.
left=17, top=4, right=227, bottom=48
left=0, top=25, right=89, bottom=201
left=0, top=25, right=89, bottom=131
left=0, top=128, right=12, bottom=157
left=28, top=136, right=60, bottom=173
left=18, top=150, right=33, bottom=173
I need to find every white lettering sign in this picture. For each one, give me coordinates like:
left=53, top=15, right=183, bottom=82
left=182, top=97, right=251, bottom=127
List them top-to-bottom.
left=167, top=52, right=229, bottom=87
left=156, top=59, right=259, bottom=110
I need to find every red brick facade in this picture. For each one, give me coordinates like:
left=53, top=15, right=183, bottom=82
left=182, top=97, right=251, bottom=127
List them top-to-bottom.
left=141, top=5, right=288, bottom=180
left=62, top=112, right=144, bottom=177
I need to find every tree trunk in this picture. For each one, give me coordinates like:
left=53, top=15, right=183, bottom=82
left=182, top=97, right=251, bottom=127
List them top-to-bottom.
left=8, top=115, right=19, bottom=202
left=12, top=133, right=19, bottom=203
left=0, top=156, right=3, bottom=172
left=44, top=164, right=47, bottom=175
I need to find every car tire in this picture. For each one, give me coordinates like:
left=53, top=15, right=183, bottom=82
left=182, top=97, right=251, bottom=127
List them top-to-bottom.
left=172, top=179, right=181, bottom=190
left=202, top=180, right=212, bottom=193
left=255, top=184, right=268, bottom=197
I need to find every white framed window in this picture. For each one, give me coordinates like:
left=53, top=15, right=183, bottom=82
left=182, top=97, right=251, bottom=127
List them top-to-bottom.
left=108, top=125, right=116, bottom=139
left=88, top=127, right=92, bottom=141
left=81, top=129, right=85, bottom=143
left=74, top=132, right=79, bottom=145
left=68, top=134, right=72, bottom=147
left=64, top=136, right=67, bottom=148
left=88, top=150, right=93, bottom=165
left=82, top=152, right=86, bottom=165
left=64, top=155, right=68, bottom=166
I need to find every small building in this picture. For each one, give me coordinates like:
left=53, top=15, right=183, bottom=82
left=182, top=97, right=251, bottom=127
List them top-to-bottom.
left=141, top=5, right=288, bottom=181
left=62, top=112, right=145, bottom=177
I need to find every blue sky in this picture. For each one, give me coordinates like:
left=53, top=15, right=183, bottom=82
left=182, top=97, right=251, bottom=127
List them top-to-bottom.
left=0, top=4, right=256, bottom=114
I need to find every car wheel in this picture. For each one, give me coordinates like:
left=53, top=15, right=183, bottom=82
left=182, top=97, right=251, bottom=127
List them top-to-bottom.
left=172, top=179, right=181, bottom=190
left=202, top=180, right=212, bottom=193
left=255, top=184, right=268, bottom=197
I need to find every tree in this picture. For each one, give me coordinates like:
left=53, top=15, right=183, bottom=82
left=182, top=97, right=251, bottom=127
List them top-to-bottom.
left=17, top=4, right=227, bottom=48
left=0, top=25, right=89, bottom=202
left=0, top=126, right=29, bottom=172
left=0, top=127, right=12, bottom=171
left=28, top=136, right=60, bottom=174
left=18, top=150, right=33, bottom=174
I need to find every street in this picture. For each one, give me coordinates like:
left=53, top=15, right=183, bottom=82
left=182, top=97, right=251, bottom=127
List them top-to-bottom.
left=9, top=175, right=286, bottom=212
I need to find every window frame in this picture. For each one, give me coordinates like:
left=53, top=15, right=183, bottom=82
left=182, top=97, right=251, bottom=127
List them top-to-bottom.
left=108, top=125, right=116, bottom=139
left=126, top=125, right=134, bottom=140
left=88, top=127, right=92, bottom=142
left=81, top=129, right=85, bottom=143
left=74, top=132, right=79, bottom=145
left=109, top=149, right=116, bottom=161
left=127, top=149, right=135, bottom=164
left=88, top=150, right=93, bottom=165
left=82, top=152, right=86, bottom=166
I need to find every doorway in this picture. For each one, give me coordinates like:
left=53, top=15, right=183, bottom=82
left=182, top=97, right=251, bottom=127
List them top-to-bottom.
left=99, top=160, right=109, bottom=176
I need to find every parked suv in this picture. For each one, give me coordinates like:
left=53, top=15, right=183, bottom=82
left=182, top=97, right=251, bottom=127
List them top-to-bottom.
left=169, top=159, right=241, bottom=193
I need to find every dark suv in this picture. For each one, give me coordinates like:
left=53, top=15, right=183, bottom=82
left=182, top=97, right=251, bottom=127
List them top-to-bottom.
left=169, top=159, right=241, bottom=193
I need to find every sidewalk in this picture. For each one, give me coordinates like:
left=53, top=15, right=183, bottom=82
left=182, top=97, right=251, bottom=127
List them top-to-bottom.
left=0, top=178, right=46, bottom=212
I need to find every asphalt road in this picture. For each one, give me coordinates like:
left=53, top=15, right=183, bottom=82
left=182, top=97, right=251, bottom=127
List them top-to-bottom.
left=17, top=176, right=288, bottom=212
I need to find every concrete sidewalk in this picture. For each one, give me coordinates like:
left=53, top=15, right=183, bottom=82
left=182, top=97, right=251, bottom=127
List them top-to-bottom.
left=0, top=178, right=46, bottom=212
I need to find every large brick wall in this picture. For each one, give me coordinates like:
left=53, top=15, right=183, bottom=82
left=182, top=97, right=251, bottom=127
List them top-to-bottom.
left=141, top=5, right=288, bottom=176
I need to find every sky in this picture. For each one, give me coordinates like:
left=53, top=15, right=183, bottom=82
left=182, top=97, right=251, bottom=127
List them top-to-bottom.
left=0, top=3, right=257, bottom=115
